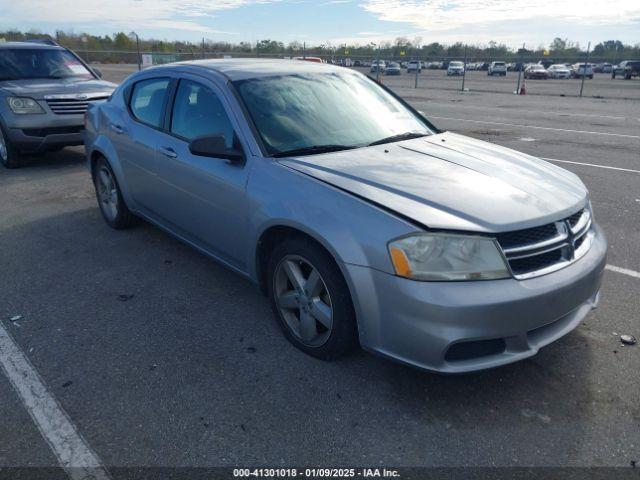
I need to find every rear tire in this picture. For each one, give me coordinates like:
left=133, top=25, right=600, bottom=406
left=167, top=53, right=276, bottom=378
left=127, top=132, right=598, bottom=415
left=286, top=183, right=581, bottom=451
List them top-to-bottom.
left=0, top=123, right=23, bottom=169
left=92, top=156, right=137, bottom=229
left=267, top=237, right=358, bottom=361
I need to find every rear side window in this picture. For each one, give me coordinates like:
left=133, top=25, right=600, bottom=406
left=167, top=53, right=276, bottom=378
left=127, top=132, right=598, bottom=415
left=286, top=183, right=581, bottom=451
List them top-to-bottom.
left=130, top=78, right=170, bottom=128
left=170, top=80, right=234, bottom=147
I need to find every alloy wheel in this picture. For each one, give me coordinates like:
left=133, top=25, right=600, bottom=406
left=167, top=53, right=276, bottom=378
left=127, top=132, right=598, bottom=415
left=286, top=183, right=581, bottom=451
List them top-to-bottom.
left=96, top=166, right=119, bottom=221
left=273, top=255, right=333, bottom=347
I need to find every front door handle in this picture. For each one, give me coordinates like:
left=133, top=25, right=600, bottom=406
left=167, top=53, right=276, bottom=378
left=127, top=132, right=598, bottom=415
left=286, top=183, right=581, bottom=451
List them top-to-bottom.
left=109, top=124, right=124, bottom=134
left=159, top=146, right=177, bottom=159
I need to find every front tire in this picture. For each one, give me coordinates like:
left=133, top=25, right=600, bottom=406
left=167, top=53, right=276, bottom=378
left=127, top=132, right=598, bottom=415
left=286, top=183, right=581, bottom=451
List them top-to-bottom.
left=0, top=123, right=23, bottom=169
left=92, top=156, right=136, bottom=229
left=267, top=237, right=358, bottom=360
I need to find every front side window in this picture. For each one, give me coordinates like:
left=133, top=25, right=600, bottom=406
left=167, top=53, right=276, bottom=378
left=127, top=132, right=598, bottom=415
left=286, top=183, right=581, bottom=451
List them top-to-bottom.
left=0, top=48, right=93, bottom=81
left=235, top=72, right=431, bottom=155
left=129, top=78, right=170, bottom=128
left=170, top=80, right=234, bottom=147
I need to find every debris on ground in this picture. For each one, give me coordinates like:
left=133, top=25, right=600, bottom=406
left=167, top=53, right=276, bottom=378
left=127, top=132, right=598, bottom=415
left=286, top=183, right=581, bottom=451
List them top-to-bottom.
left=117, top=294, right=135, bottom=302
left=9, top=315, right=22, bottom=322
left=620, top=334, right=637, bottom=346
left=246, top=346, right=257, bottom=353
left=61, top=381, right=73, bottom=388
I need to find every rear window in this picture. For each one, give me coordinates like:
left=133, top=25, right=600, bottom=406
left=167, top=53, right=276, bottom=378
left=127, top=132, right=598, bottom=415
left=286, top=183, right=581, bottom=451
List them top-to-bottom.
left=494, top=62, right=505, bottom=66
left=129, top=78, right=170, bottom=128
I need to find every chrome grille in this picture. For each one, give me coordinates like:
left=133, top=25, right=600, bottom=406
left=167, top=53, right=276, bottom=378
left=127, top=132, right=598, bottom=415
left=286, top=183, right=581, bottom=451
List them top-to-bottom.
left=45, top=93, right=110, bottom=115
left=496, top=208, right=594, bottom=279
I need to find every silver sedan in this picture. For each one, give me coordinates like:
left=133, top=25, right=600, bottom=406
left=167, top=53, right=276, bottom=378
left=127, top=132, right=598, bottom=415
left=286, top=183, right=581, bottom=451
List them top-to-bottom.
left=84, top=59, right=606, bottom=373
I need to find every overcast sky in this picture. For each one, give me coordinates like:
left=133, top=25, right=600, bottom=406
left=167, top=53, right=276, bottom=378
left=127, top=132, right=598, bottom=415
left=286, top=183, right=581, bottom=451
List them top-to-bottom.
left=1, top=0, right=639, bottom=48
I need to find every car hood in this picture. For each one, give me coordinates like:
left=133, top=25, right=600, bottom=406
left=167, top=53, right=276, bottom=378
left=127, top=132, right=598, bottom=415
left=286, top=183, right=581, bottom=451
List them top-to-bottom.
left=0, top=78, right=116, bottom=99
left=278, top=132, right=587, bottom=233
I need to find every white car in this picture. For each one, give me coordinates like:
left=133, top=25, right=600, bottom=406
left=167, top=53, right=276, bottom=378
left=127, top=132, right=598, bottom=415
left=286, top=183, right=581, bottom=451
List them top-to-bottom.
left=370, top=60, right=386, bottom=73
left=407, top=60, right=421, bottom=73
left=447, top=61, right=465, bottom=76
left=488, top=61, right=507, bottom=76
left=570, top=63, right=593, bottom=79
left=547, top=64, right=571, bottom=79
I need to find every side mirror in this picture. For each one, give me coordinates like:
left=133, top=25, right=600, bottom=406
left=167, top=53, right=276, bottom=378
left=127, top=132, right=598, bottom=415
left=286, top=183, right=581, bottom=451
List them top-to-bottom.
left=92, top=67, right=103, bottom=79
left=189, top=135, right=244, bottom=163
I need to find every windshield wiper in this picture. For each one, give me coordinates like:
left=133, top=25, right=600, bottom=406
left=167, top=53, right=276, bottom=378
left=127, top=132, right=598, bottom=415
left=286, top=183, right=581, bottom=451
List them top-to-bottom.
left=368, top=131, right=428, bottom=147
left=272, top=144, right=357, bottom=158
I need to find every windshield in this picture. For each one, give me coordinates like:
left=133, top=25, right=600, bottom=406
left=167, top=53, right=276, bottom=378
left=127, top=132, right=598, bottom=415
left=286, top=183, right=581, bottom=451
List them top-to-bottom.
left=0, top=48, right=93, bottom=81
left=450, top=62, right=463, bottom=67
left=235, top=72, right=432, bottom=155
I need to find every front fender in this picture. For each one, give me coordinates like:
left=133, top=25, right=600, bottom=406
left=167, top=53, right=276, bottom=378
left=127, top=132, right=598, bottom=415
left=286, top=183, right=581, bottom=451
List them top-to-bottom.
left=246, top=160, right=418, bottom=281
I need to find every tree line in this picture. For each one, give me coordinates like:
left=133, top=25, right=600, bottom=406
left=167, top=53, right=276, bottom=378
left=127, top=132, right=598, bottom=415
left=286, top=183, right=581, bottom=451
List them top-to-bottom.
left=1, top=30, right=638, bottom=63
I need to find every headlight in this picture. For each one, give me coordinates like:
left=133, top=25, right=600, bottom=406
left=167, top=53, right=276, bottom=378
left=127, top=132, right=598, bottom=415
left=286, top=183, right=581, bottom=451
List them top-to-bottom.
left=7, top=97, right=45, bottom=114
left=388, top=233, right=510, bottom=281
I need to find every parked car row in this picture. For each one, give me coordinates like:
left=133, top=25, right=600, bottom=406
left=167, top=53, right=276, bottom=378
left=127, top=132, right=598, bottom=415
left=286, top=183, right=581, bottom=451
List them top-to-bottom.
left=341, top=58, right=638, bottom=81
left=363, top=59, right=639, bottom=81
left=612, top=60, right=640, bottom=79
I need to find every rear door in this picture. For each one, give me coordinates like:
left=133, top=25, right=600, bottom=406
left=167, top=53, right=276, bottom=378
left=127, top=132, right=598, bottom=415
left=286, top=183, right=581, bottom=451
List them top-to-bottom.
left=150, top=75, right=252, bottom=271
left=112, top=76, right=174, bottom=210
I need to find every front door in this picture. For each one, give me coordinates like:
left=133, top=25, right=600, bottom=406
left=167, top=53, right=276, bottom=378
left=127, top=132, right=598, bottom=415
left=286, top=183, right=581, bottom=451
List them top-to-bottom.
left=151, top=77, right=251, bottom=272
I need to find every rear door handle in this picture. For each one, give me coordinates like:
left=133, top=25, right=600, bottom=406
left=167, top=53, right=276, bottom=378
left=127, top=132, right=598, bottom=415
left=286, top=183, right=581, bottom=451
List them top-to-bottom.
left=110, top=124, right=124, bottom=134
left=159, top=146, right=177, bottom=159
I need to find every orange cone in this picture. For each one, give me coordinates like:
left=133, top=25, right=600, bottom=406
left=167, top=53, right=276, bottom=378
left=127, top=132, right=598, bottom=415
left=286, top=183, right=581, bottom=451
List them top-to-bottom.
left=519, top=77, right=526, bottom=95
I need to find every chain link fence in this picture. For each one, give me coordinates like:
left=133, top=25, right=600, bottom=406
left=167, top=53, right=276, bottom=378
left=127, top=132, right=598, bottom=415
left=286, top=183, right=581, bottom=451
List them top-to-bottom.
left=76, top=48, right=639, bottom=100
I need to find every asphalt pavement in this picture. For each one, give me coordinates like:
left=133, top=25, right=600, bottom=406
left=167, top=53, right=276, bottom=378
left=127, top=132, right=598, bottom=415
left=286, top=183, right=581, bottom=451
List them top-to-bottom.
left=0, top=64, right=639, bottom=473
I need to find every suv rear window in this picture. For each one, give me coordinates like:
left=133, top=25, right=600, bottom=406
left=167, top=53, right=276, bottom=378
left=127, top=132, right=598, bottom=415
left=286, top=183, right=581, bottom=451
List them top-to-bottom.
left=129, top=78, right=170, bottom=128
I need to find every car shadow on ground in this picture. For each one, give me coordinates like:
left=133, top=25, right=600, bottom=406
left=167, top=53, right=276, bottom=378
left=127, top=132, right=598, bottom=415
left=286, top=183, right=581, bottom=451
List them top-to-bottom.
left=0, top=148, right=87, bottom=186
left=1, top=204, right=597, bottom=464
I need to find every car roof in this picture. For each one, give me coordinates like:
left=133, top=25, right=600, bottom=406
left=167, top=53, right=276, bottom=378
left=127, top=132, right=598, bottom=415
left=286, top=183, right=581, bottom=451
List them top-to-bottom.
left=0, top=41, right=63, bottom=50
left=159, top=58, right=351, bottom=81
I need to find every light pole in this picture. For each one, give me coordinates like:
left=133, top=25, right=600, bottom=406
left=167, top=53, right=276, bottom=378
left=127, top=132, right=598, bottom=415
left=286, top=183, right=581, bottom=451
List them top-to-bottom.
left=129, top=32, right=141, bottom=70
left=579, top=41, right=591, bottom=98
left=515, top=42, right=525, bottom=94
left=372, top=43, right=381, bottom=82
left=461, top=44, right=468, bottom=92
left=414, top=45, right=419, bottom=89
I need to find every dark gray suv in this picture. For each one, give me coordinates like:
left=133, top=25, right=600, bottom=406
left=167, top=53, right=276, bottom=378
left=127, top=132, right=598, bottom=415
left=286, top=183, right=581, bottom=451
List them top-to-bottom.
left=0, top=40, right=116, bottom=168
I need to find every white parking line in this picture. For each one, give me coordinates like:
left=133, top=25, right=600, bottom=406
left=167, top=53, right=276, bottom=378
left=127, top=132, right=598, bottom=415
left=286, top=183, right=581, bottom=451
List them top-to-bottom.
left=430, top=115, right=640, bottom=139
left=541, top=157, right=640, bottom=174
left=606, top=264, right=640, bottom=279
left=0, top=321, right=110, bottom=480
